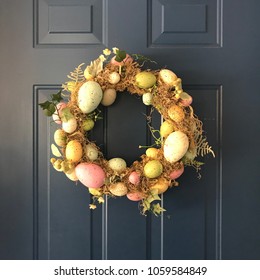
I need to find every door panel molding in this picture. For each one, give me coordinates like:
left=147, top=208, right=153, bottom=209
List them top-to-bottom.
left=33, top=0, right=108, bottom=47
left=147, top=0, right=223, bottom=48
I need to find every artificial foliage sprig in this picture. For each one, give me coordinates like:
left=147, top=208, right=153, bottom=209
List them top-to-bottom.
left=39, top=90, right=63, bottom=116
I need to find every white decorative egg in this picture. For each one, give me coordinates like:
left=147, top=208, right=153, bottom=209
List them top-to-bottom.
left=159, top=69, right=178, bottom=86
left=108, top=72, right=120, bottom=84
left=78, top=81, right=103, bottom=113
left=142, top=92, right=153, bottom=105
left=62, top=117, right=77, bottom=133
left=163, top=131, right=189, bottom=163
left=84, top=144, right=99, bottom=161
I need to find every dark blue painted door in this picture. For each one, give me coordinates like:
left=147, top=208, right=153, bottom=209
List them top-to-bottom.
left=0, top=0, right=260, bottom=260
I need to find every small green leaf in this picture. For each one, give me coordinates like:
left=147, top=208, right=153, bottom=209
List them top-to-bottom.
left=115, top=50, right=126, bottom=62
left=51, top=90, right=63, bottom=103
left=39, top=100, right=52, bottom=110
left=48, top=103, right=56, bottom=115
left=60, top=107, right=73, bottom=122
left=43, top=109, right=53, bottom=116
left=147, top=191, right=161, bottom=203
left=143, top=200, right=151, bottom=211
left=152, top=203, right=166, bottom=216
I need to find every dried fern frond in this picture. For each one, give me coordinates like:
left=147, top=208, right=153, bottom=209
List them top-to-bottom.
left=67, top=63, right=85, bottom=83
left=195, top=134, right=215, bottom=158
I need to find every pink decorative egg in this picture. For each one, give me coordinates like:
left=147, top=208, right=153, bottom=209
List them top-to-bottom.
left=110, top=54, right=133, bottom=66
left=179, top=92, right=193, bottom=107
left=52, top=102, right=67, bottom=124
left=75, top=163, right=106, bottom=189
left=169, top=164, right=184, bottom=180
left=129, top=171, right=140, bottom=185
left=127, top=192, right=144, bottom=202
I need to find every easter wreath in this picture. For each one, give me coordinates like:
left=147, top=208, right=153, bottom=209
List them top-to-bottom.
left=39, top=47, right=215, bottom=216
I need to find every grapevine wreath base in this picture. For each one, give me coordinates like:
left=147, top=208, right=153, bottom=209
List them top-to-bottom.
left=40, top=48, right=214, bottom=216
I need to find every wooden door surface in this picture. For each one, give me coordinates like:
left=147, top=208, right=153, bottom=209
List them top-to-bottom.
left=0, top=0, right=259, bottom=260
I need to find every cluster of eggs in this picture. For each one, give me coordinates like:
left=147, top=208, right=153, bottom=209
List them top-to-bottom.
left=50, top=52, right=194, bottom=203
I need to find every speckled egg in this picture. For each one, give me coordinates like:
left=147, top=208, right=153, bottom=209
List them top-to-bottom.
left=159, top=69, right=178, bottom=87
left=78, top=81, right=103, bottom=113
left=168, top=105, right=185, bottom=123
left=54, top=129, right=67, bottom=147
left=163, top=131, right=189, bottom=163
left=65, top=140, right=83, bottom=163
left=84, top=144, right=99, bottom=161
left=108, top=158, right=127, bottom=173
left=144, top=160, right=163, bottom=179
left=75, top=163, right=106, bottom=189
left=128, top=171, right=140, bottom=185
left=109, top=182, right=128, bottom=196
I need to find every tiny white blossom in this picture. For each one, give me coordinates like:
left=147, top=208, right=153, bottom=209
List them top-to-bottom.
left=112, top=47, right=119, bottom=54
left=103, top=48, right=111, bottom=56
left=98, top=197, right=105, bottom=204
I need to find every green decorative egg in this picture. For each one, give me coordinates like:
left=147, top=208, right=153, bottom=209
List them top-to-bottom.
left=135, top=72, right=156, bottom=89
left=144, top=160, right=163, bottom=179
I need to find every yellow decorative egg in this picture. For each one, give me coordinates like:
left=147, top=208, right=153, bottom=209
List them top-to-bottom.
left=135, top=71, right=156, bottom=89
left=168, top=105, right=185, bottom=123
left=82, top=119, right=95, bottom=131
left=160, top=120, right=175, bottom=138
left=54, top=129, right=67, bottom=146
left=65, top=140, right=83, bottom=163
left=146, top=148, right=159, bottom=159
left=144, top=160, right=163, bottom=179
left=65, top=168, right=78, bottom=181
left=150, top=177, right=170, bottom=194
left=109, top=182, right=128, bottom=196
left=89, top=187, right=102, bottom=196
